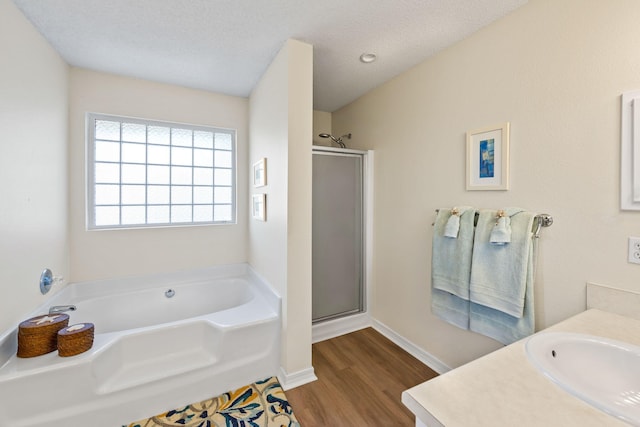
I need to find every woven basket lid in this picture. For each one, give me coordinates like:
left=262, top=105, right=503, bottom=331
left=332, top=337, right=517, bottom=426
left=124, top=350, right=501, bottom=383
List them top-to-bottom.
left=19, top=314, right=69, bottom=333
left=58, top=323, right=94, bottom=336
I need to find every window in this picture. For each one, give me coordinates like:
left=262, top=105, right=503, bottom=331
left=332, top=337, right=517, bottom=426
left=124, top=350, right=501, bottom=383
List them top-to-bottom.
left=86, top=113, right=236, bottom=229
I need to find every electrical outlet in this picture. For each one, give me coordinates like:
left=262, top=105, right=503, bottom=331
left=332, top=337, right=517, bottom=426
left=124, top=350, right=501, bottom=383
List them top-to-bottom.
left=629, top=237, right=640, bottom=264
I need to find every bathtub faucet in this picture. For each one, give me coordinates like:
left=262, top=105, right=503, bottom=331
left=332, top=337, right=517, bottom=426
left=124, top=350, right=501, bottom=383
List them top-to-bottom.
left=49, top=305, right=77, bottom=315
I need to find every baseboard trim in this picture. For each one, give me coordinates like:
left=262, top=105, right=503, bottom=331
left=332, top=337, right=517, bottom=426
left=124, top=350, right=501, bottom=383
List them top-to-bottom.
left=312, top=312, right=372, bottom=343
left=372, top=319, right=451, bottom=374
left=277, top=366, right=317, bottom=391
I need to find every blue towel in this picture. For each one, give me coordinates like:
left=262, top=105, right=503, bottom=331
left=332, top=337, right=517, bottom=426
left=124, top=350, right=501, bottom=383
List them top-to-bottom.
left=431, top=208, right=476, bottom=329
left=432, top=208, right=476, bottom=300
left=469, top=210, right=536, bottom=318
left=470, top=236, right=537, bottom=345
left=432, top=288, right=470, bottom=330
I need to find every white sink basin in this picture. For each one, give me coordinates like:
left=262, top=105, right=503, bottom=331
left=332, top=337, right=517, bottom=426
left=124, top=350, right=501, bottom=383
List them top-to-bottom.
left=525, top=332, right=640, bottom=426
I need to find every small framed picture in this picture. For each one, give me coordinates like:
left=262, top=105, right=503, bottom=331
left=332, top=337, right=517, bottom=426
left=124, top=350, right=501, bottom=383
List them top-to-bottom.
left=466, top=123, right=510, bottom=191
left=253, top=158, right=267, bottom=187
left=252, top=194, right=266, bottom=221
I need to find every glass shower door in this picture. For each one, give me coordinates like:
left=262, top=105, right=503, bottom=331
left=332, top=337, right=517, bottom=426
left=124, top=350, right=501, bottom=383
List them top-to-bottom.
left=312, top=150, right=364, bottom=322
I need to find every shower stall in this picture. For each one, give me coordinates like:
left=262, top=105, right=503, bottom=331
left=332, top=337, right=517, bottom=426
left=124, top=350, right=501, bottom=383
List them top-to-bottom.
left=312, top=145, right=369, bottom=324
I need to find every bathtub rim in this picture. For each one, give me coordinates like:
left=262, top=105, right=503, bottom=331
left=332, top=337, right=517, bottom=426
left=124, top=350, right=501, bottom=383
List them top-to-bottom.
left=54, top=263, right=279, bottom=303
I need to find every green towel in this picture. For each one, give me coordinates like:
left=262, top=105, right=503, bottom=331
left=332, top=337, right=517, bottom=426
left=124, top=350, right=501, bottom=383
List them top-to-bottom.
left=431, top=208, right=476, bottom=329
left=432, top=208, right=476, bottom=300
left=469, top=209, right=537, bottom=345
left=469, top=210, right=535, bottom=317
left=470, top=237, right=537, bottom=345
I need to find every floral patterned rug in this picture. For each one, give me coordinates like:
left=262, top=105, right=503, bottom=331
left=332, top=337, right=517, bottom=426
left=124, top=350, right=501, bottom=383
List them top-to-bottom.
left=125, top=377, right=300, bottom=427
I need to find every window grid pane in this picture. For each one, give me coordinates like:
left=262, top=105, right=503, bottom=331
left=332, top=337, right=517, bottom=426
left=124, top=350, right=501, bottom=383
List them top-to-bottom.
left=88, top=113, right=235, bottom=229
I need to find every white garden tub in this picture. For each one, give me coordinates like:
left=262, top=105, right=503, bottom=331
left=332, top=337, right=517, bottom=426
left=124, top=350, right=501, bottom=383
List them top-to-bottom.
left=0, top=263, right=281, bottom=427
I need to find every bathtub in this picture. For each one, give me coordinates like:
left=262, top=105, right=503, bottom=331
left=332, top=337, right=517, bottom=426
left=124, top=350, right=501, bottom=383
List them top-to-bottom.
left=0, top=263, right=281, bottom=427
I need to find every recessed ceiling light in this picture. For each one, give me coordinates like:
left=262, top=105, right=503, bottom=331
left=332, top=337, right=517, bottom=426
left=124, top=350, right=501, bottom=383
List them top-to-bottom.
left=359, top=53, right=377, bottom=63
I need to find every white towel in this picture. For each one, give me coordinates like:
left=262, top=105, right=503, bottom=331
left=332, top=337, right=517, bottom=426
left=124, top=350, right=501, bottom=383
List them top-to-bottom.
left=443, top=206, right=473, bottom=238
left=489, top=207, right=524, bottom=245
left=469, top=210, right=536, bottom=318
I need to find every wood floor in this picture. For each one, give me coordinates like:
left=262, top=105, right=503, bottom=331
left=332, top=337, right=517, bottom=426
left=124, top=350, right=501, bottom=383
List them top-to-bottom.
left=286, top=327, right=438, bottom=426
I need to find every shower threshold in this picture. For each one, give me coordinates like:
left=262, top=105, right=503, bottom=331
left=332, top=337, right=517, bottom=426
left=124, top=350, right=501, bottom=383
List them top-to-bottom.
left=312, top=312, right=371, bottom=343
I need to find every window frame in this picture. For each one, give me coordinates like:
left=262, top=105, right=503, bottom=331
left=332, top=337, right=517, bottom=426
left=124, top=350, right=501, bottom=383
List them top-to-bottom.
left=86, top=112, right=237, bottom=230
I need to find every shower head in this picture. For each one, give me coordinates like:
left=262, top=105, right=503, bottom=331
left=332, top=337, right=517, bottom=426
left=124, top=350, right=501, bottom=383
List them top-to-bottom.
left=318, top=132, right=351, bottom=148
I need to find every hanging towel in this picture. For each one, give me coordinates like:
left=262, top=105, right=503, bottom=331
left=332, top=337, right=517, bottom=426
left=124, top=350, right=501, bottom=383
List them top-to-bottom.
left=443, top=206, right=473, bottom=238
left=431, top=207, right=476, bottom=329
left=432, top=208, right=476, bottom=299
left=489, top=208, right=525, bottom=245
left=469, top=209, right=536, bottom=318
left=444, top=214, right=461, bottom=238
left=470, top=236, right=537, bottom=345
left=432, top=288, right=470, bottom=330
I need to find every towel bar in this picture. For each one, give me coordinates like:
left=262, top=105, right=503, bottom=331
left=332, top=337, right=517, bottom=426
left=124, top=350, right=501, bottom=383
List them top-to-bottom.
left=433, top=209, right=553, bottom=238
left=532, top=214, right=553, bottom=238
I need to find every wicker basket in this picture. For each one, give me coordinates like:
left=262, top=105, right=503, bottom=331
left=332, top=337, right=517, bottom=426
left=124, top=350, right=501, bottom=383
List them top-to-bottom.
left=17, top=314, right=70, bottom=358
left=57, top=323, right=94, bottom=357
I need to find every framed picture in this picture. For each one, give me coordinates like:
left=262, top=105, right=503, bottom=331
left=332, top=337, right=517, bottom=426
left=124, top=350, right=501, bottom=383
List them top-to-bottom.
left=621, top=90, right=640, bottom=210
left=466, top=123, right=510, bottom=191
left=253, top=158, right=267, bottom=187
left=252, top=194, right=266, bottom=221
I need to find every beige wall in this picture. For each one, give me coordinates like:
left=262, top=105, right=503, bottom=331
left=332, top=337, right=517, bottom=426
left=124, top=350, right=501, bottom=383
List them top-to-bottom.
left=0, top=0, right=69, bottom=333
left=333, top=0, right=640, bottom=368
left=249, top=39, right=314, bottom=380
left=286, top=40, right=313, bottom=377
left=69, top=69, right=249, bottom=281
left=312, top=110, right=332, bottom=146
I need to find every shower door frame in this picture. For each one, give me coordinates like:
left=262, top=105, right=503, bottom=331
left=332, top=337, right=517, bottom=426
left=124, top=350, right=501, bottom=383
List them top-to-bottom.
left=311, top=145, right=373, bottom=326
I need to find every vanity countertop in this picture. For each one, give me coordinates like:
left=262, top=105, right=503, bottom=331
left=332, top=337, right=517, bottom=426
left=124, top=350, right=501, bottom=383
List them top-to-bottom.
left=402, top=309, right=640, bottom=426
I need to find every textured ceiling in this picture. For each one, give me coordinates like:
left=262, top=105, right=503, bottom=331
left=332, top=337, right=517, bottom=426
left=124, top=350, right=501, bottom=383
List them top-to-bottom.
left=13, top=0, right=527, bottom=112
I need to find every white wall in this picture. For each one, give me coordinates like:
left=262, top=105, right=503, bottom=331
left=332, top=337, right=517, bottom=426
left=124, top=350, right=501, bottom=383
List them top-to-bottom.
left=0, top=0, right=69, bottom=333
left=333, top=0, right=640, bottom=368
left=5, top=8, right=313, bottom=385
left=249, top=39, right=314, bottom=383
left=68, top=69, right=249, bottom=281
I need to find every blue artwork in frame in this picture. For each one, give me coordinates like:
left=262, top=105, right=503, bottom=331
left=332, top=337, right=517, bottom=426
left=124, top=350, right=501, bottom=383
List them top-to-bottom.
left=466, top=122, right=509, bottom=190
left=479, top=138, right=495, bottom=178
